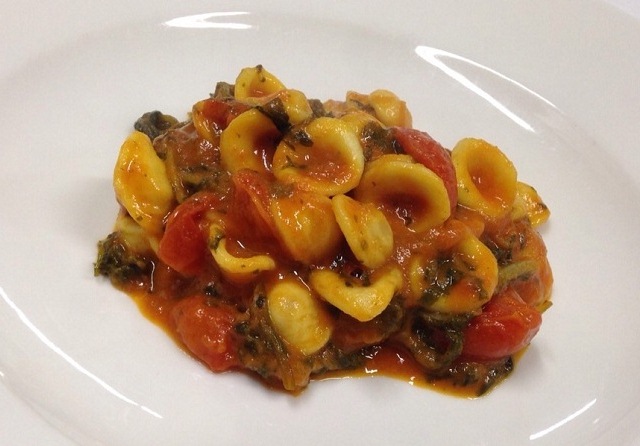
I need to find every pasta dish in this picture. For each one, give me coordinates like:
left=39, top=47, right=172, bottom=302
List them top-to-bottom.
left=95, top=66, right=552, bottom=395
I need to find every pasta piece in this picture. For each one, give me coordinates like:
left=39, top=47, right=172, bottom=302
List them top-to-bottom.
left=234, top=65, right=286, bottom=100
left=97, top=66, right=554, bottom=395
left=259, top=89, right=314, bottom=127
left=276, top=89, right=313, bottom=125
left=346, top=89, right=413, bottom=128
left=367, top=89, right=413, bottom=128
left=190, top=98, right=252, bottom=144
left=191, top=99, right=217, bottom=144
left=219, top=109, right=281, bottom=174
left=339, top=110, right=383, bottom=136
left=272, top=117, right=365, bottom=196
left=113, top=131, right=174, bottom=237
left=452, top=138, right=517, bottom=218
left=365, top=153, right=414, bottom=164
left=354, top=154, right=451, bottom=232
left=511, top=181, right=550, bottom=227
left=270, top=190, right=343, bottom=264
left=331, top=194, right=393, bottom=269
left=113, top=212, right=158, bottom=254
left=208, top=224, right=276, bottom=282
left=408, top=230, right=498, bottom=313
left=497, top=259, right=539, bottom=291
left=310, top=267, right=403, bottom=322
left=267, top=278, right=333, bottom=355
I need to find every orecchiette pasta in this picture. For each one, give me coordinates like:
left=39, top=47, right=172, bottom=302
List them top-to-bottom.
left=234, top=65, right=286, bottom=100
left=97, top=66, right=553, bottom=396
left=261, top=88, right=314, bottom=126
left=346, top=89, right=413, bottom=128
left=191, top=99, right=218, bottom=144
left=219, top=108, right=281, bottom=174
left=338, top=109, right=384, bottom=136
left=272, top=117, right=365, bottom=196
left=113, top=131, right=174, bottom=237
left=452, top=138, right=518, bottom=218
left=354, top=154, right=451, bottom=232
left=511, top=181, right=550, bottom=227
left=270, top=190, right=343, bottom=265
left=331, top=194, right=393, bottom=269
left=113, top=212, right=157, bottom=255
left=208, top=224, right=276, bottom=282
left=408, top=229, right=498, bottom=313
left=310, top=267, right=403, bottom=322
left=267, top=278, right=333, bottom=355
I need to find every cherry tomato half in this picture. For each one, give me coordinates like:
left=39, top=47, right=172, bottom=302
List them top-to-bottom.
left=201, top=98, right=251, bottom=131
left=392, top=127, right=458, bottom=212
left=226, top=169, right=278, bottom=247
left=157, top=192, right=224, bottom=276
left=461, top=288, right=542, bottom=361
left=172, top=294, right=239, bottom=372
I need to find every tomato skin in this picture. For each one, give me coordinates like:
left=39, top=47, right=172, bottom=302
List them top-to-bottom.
left=201, top=98, right=251, bottom=130
left=392, top=127, right=458, bottom=211
left=226, top=169, right=280, bottom=250
left=157, top=192, right=224, bottom=276
left=461, top=288, right=542, bottom=361
left=172, top=295, right=239, bottom=372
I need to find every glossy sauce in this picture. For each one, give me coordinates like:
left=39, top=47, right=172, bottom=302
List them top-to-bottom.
left=97, top=86, right=552, bottom=395
left=126, top=279, right=514, bottom=398
left=320, top=344, right=518, bottom=398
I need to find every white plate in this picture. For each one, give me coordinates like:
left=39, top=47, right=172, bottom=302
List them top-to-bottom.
left=2, top=1, right=640, bottom=445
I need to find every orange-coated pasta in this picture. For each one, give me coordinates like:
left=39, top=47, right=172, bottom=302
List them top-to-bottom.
left=96, top=65, right=553, bottom=396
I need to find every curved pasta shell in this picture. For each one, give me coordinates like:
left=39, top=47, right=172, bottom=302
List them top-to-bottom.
left=234, top=65, right=286, bottom=100
left=260, top=89, right=313, bottom=126
left=277, top=89, right=313, bottom=125
left=367, top=89, right=413, bottom=128
left=344, top=90, right=412, bottom=128
left=191, top=99, right=217, bottom=144
left=219, top=108, right=281, bottom=175
left=339, top=110, right=384, bottom=135
left=272, top=117, right=365, bottom=196
left=113, top=131, right=174, bottom=237
left=452, top=138, right=517, bottom=218
left=354, top=155, right=450, bottom=232
left=511, top=181, right=550, bottom=227
left=270, top=190, right=343, bottom=265
left=331, top=194, right=393, bottom=269
left=113, top=212, right=158, bottom=254
left=208, top=224, right=276, bottom=282
left=408, top=231, right=498, bottom=313
left=310, top=267, right=403, bottom=322
left=267, top=278, right=333, bottom=355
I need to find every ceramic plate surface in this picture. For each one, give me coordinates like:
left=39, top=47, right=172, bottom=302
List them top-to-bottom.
left=2, top=1, right=640, bottom=444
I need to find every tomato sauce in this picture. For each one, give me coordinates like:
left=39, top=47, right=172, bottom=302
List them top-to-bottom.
left=95, top=68, right=553, bottom=395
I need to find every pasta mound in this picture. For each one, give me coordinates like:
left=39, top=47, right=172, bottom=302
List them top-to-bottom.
left=95, top=65, right=552, bottom=395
